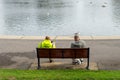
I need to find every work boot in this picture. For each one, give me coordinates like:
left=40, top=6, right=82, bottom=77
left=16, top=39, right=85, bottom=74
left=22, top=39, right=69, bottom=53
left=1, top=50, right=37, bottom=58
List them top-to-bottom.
left=80, top=58, right=84, bottom=64
left=49, top=59, right=54, bottom=63
left=72, top=59, right=81, bottom=65
left=76, top=59, right=82, bottom=64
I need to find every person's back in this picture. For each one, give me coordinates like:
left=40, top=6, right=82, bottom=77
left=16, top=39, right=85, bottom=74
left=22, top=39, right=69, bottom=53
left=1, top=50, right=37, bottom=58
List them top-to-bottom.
left=71, top=33, right=86, bottom=65
left=38, top=36, right=56, bottom=62
left=38, top=36, right=55, bottom=48
left=38, top=39, right=53, bottom=48
left=71, top=40, right=86, bottom=48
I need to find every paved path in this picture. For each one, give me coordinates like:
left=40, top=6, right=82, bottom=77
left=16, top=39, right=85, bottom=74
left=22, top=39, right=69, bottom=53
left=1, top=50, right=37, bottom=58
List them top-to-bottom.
left=0, top=39, right=120, bottom=70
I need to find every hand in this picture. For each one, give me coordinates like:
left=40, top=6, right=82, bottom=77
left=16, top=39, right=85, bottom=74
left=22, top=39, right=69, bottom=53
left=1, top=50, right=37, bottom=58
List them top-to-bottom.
left=51, top=41, right=53, bottom=43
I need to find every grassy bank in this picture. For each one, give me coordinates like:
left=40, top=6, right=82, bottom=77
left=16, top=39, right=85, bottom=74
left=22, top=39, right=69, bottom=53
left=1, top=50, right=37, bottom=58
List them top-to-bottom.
left=0, top=69, right=120, bottom=80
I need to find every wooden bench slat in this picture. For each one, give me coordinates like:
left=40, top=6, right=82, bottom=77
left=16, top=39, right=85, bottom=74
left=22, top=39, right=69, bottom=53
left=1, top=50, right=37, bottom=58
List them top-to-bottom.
left=37, top=48, right=89, bottom=58
left=62, top=49, right=74, bottom=58
left=75, top=49, right=88, bottom=58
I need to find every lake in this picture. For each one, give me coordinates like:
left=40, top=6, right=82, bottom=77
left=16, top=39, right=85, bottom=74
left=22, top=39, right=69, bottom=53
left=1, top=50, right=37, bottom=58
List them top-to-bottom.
left=0, top=0, right=120, bottom=36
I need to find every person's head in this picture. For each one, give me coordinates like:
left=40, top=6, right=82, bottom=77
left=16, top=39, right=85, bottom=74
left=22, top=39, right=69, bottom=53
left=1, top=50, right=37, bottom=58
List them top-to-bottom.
left=74, top=33, right=80, bottom=41
left=45, top=36, right=50, bottom=40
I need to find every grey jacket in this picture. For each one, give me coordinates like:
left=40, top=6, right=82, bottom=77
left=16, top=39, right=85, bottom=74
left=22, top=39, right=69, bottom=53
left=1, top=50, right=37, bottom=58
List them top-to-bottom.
left=71, top=40, right=86, bottom=48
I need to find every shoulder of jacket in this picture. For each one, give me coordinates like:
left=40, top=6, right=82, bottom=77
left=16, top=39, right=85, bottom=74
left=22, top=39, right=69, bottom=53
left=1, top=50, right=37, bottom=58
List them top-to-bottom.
left=80, top=40, right=85, bottom=42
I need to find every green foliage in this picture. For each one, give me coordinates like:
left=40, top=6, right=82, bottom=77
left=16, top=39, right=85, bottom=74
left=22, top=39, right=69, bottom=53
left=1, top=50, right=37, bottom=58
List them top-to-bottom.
left=0, top=69, right=120, bottom=80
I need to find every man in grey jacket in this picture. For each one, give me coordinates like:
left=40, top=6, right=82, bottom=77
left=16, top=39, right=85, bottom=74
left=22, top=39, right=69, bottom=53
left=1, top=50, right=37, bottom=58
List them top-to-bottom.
left=71, top=33, right=86, bottom=65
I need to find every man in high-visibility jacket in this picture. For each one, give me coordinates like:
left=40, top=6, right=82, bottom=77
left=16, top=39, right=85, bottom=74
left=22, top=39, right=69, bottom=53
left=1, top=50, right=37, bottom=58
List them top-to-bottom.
left=38, top=36, right=56, bottom=62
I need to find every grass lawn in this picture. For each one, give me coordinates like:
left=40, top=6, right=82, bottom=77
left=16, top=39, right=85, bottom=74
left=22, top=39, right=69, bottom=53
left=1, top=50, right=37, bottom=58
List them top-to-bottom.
left=0, top=69, right=120, bottom=80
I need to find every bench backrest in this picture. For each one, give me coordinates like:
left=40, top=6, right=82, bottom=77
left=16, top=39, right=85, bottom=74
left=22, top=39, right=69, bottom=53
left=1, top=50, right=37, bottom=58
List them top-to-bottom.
left=36, top=48, right=89, bottom=58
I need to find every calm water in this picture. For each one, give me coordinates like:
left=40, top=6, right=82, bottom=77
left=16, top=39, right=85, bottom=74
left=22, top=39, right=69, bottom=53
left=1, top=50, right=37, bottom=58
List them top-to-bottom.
left=0, top=0, right=120, bottom=36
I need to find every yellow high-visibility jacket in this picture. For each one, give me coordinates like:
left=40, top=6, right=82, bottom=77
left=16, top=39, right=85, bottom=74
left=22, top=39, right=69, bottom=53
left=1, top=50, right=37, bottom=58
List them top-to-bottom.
left=38, top=40, right=56, bottom=48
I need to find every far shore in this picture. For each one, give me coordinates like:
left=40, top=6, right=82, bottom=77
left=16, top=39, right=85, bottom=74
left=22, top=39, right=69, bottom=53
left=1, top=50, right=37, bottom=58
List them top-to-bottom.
left=0, top=35, right=120, bottom=40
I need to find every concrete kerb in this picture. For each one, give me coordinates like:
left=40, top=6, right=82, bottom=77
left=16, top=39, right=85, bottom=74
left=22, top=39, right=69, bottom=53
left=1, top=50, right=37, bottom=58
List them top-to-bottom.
left=0, top=35, right=120, bottom=40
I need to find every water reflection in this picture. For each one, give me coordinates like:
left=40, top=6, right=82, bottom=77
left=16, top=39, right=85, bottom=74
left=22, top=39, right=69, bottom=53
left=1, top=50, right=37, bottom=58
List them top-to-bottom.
left=0, top=0, right=120, bottom=36
left=0, top=0, right=4, bottom=34
left=112, top=0, right=120, bottom=27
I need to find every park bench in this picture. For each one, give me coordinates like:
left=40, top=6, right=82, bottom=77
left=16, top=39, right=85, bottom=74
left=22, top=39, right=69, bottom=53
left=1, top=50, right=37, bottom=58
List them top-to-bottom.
left=36, top=48, right=90, bottom=70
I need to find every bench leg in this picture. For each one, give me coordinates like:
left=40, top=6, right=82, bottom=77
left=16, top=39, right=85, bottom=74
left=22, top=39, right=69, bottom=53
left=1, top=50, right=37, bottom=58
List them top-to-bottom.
left=86, top=48, right=90, bottom=70
left=37, top=58, right=41, bottom=69
left=86, top=58, right=89, bottom=70
left=86, top=66, right=89, bottom=70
